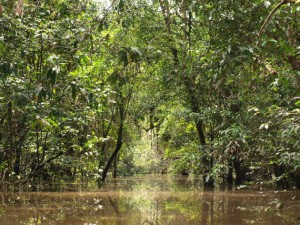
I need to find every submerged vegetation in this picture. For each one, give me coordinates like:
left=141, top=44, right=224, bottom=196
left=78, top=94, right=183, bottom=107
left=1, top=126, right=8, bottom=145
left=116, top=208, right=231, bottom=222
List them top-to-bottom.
left=0, top=0, right=299, bottom=190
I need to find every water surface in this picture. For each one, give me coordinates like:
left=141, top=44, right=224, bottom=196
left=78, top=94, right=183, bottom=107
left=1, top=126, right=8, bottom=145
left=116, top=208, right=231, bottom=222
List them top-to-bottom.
left=0, top=176, right=299, bottom=225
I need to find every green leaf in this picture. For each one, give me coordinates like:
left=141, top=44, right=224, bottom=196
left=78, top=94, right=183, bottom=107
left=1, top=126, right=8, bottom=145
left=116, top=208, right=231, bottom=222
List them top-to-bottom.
left=227, top=45, right=232, bottom=53
left=128, top=47, right=142, bottom=62
left=248, top=47, right=253, bottom=53
left=35, top=86, right=47, bottom=102
left=46, top=118, right=58, bottom=127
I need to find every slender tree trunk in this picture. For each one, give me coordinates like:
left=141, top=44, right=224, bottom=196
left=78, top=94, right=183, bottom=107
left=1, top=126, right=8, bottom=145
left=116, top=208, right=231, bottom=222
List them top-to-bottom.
left=159, top=0, right=179, bottom=64
left=190, top=98, right=214, bottom=189
left=7, top=101, right=13, bottom=181
left=98, top=107, right=114, bottom=185
left=195, top=118, right=213, bottom=188
left=101, top=119, right=123, bottom=182
left=13, top=147, right=21, bottom=176
left=113, top=156, right=117, bottom=178
left=233, top=159, right=246, bottom=186
left=227, top=162, right=233, bottom=189
left=273, top=164, right=289, bottom=189
left=294, top=171, right=300, bottom=189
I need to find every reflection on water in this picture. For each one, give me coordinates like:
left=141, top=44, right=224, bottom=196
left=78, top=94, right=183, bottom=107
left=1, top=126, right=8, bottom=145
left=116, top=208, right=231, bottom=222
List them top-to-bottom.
left=0, top=175, right=300, bottom=225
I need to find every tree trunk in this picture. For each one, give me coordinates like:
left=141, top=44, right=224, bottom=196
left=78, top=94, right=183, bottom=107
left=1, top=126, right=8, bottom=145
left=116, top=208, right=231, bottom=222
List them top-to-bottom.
left=193, top=102, right=214, bottom=188
left=101, top=120, right=123, bottom=182
left=13, top=147, right=21, bottom=176
left=113, top=156, right=117, bottom=178
left=233, top=159, right=245, bottom=186
left=227, top=162, right=233, bottom=188
left=273, top=164, right=289, bottom=189
left=294, top=170, right=300, bottom=189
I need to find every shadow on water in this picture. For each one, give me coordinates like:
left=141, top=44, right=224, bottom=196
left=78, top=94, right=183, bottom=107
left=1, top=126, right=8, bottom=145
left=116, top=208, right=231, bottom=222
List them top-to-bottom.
left=0, top=175, right=300, bottom=225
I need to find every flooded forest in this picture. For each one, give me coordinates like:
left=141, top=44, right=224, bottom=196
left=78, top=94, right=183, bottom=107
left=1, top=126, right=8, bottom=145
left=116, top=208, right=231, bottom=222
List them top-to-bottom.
left=0, top=0, right=300, bottom=224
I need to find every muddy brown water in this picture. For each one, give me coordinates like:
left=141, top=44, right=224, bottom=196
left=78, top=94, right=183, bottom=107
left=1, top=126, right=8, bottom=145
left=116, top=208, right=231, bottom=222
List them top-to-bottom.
left=0, top=176, right=300, bottom=225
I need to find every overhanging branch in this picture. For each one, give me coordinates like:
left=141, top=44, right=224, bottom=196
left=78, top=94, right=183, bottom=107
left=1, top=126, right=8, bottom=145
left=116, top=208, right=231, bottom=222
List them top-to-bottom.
left=258, top=0, right=296, bottom=36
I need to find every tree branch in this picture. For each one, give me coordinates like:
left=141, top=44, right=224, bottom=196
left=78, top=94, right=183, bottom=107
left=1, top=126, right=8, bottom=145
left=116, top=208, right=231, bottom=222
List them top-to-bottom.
left=259, top=0, right=295, bottom=36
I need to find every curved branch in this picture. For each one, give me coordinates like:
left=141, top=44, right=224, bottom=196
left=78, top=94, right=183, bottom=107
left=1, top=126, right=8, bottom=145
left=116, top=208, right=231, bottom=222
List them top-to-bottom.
left=258, top=0, right=295, bottom=36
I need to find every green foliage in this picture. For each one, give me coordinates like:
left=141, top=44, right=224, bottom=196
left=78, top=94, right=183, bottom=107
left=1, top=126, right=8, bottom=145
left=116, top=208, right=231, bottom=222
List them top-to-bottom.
left=0, top=0, right=299, bottom=189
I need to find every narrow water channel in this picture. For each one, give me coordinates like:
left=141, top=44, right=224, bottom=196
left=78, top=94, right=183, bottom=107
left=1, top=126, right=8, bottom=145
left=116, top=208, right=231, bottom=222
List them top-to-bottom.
left=0, top=175, right=299, bottom=225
